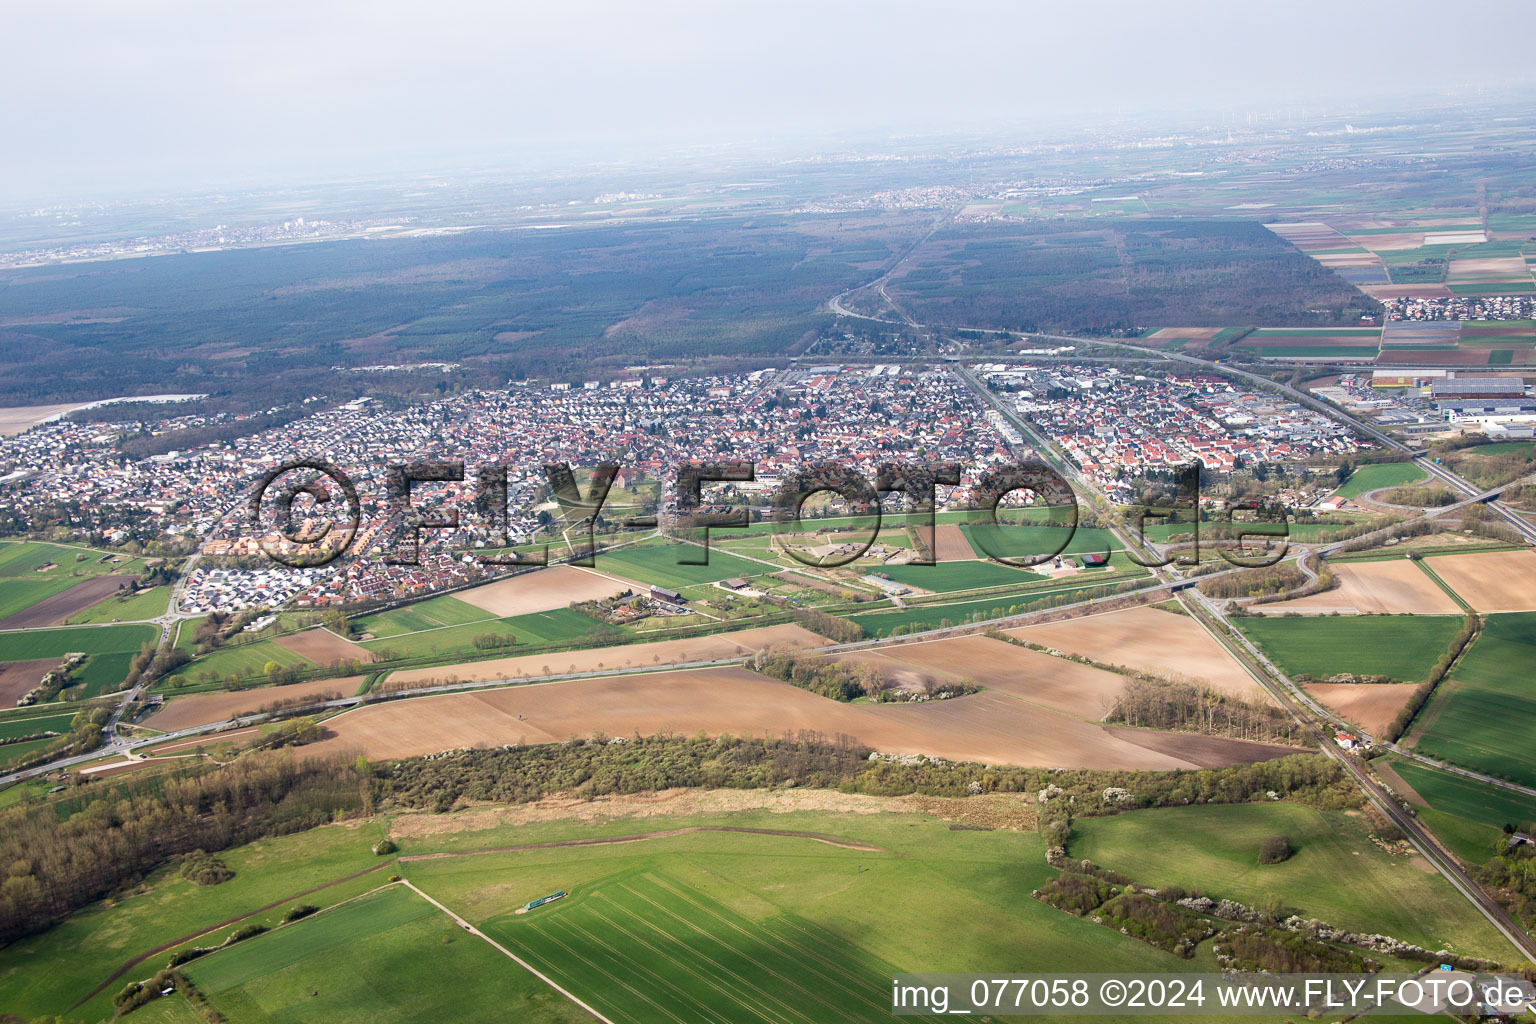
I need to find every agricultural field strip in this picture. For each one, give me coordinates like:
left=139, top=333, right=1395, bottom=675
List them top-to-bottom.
left=500, top=873, right=940, bottom=1024
left=401, top=880, right=618, bottom=1024
left=583, top=881, right=885, bottom=1024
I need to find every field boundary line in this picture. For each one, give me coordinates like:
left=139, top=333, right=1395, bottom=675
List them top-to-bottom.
left=401, top=879, right=616, bottom=1024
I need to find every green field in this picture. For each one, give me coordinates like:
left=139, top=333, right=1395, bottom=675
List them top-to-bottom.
left=1237, top=344, right=1381, bottom=359
left=1333, top=462, right=1427, bottom=499
left=960, top=522, right=1121, bottom=560
left=0, top=542, right=145, bottom=624
left=595, top=543, right=768, bottom=589
left=877, top=559, right=1039, bottom=593
left=0, top=576, right=82, bottom=622
left=850, top=577, right=1137, bottom=636
left=66, top=586, right=171, bottom=624
left=353, top=594, right=492, bottom=639
left=358, top=607, right=600, bottom=659
left=1412, top=612, right=1536, bottom=788
left=1237, top=614, right=1462, bottom=682
left=0, top=624, right=157, bottom=662
left=164, top=638, right=314, bottom=684
left=70, top=651, right=137, bottom=696
left=0, top=708, right=76, bottom=739
left=0, top=735, right=63, bottom=768
left=1387, top=757, right=1536, bottom=836
left=1069, top=803, right=1506, bottom=957
left=404, top=808, right=1212, bottom=1022
left=0, top=823, right=392, bottom=1023
left=487, top=869, right=948, bottom=1024
left=186, top=884, right=582, bottom=1024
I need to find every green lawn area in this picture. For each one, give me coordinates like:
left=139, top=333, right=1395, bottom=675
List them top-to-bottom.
left=1333, top=462, right=1427, bottom=499
left=960, top=522, right=1122, bottom=560
left=595, top=543, right=768, bottom=589
left=877, top=559, right=1039, bottom=593
left=0, top=575, right=82, bottom=621
left=850, top=576, right=1136, bottom=636
left=66, top=585, right=171, bottom=624
left=352, top=595, right=492, bottom=639
left=358, top=607, right=601, bottom=659
left=1412, top=612, right=1536, bottom=788
left=1236, top=614, right=1462, bottom=682
left=0, top=623, right=157, bottom=661
left=164, top=639, right=314, bottom=685
left=69, top=650, right=137, bottom=696
left=0, top=708, right=76, bottom=739
left=0, top=735, right=62, bottom=768
left=1386, top=756, right=1536, bottom=837
left=1069, top=803, right=1507, bottom=958
left=406, top=809, right=1205, bottom=1024
left=0, top=823, right=391, bottom=1024
left=186, top=884, right=583, bottom=1024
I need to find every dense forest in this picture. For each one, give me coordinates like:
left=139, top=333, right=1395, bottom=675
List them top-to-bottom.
left=0, top=212, right=923, bottom=408
left=865, top=219, right=1377, bottom=334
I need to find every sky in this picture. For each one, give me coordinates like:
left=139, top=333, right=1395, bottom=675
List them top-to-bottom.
left=5, top=0, right=1535, bottom=199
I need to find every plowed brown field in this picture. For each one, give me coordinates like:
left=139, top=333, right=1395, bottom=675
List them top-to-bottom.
left=1254, top=559, right=1460, bottom=616
left=456, top=565, right=633, bottom=617
left=1010, top=605, right=1269, bottom=702
left=302, top=666, right=1299, bottom=771
left=146, top=676, right=366, bottom=731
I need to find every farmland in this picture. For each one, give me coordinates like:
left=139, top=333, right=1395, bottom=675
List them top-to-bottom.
left=1332, top=462, right=1426, bottom=499
left=593, top=543, right=768, bottom=590
left=1425, top=549, right=1536, bottom=612
left=1253, top=558, right=1460, bottom=616
left=877, top=559, right=1044, bottom=593
left=456, top=565, right=631, bottom=617
left=353, top=594, right=492, bottom=638
left=1013, top=605, right=1266, bottom=701
left=1411, top=612, right=1536, bottom=788
left=1236, top=614, right=1463, bottom=683
left=0, top=623, right=156, bottom=662
left=381, top=623, right=826, bottom=688
left=306, top=663, right=1299, bottom=771
left=1387, top=757, right=1536, bottom=834
left=1068, top=803, right=1507, bottom=958
left=402, top=807, right=1215, bottom=1020
left=484, top=869, right=941, bottom=1024
left=185, top=884, right=579, bottom=1024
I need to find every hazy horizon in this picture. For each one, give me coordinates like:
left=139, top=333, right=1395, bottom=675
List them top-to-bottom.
left=6, top=0, right=1536, bottom=201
